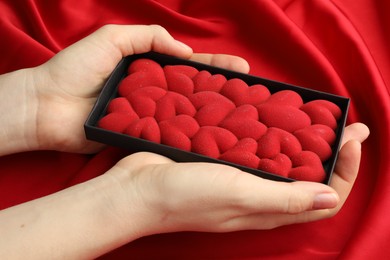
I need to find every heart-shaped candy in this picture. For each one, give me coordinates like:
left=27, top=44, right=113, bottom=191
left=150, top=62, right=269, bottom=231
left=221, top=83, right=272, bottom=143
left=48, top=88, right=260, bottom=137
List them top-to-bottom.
left=128, top=58, right=165, bottom=75
left=118, top=59, right=167, bottom=97
left=164, top=65, right=199, bottom=78
left=164, top=68, right=195, bottom=96
left=193, top=70, right=227, bottom=93
left=220, top=78, right=271, bottom=106
left=126, top=87, right=167, bottom=118
left=264, top=90, right=303, bottom=107
left=154, top=91, right=196, bottom=122
left=189, top=91, right=235, bottom=126
left=106, top=97, right=137, bottom=116
left=300, top=100, right=342, bottom=130
left=219, top=104, right=267, bottom=140
left=257, top=104, right=311, bottom=132
left=98, top=113, right=136, bottom=133
left=159, top=115, right=200, bottom=151
left=124, top=117, right=161, bottom=143
left=294, top=124, right=335, bottom=162
left=192, top=126, right=238, bottom=159
left=257, top=127, right=302, bottom=159
left=219, top=138, right=260, bottom=169
left=289, top=151, right=326, bottom=182
left=258, top=154, right=292, bottom=178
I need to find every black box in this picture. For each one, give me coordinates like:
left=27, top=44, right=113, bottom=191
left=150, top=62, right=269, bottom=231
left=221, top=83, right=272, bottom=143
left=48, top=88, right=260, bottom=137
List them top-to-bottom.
left=84, top=52, right=349, bottom=184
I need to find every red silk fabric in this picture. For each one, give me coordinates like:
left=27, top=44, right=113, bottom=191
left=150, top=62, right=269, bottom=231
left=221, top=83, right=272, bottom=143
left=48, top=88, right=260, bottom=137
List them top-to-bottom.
left=0, top=1, right=389, bottom=259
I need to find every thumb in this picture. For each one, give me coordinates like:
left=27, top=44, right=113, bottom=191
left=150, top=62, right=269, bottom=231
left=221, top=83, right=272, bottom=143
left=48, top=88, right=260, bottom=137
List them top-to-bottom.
left=94, top=24, right=193, bottom=59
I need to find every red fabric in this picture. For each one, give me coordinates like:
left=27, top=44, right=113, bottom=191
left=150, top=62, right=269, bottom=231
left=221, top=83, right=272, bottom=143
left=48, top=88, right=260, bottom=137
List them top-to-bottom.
left=0, top=0, right=389, bottom=259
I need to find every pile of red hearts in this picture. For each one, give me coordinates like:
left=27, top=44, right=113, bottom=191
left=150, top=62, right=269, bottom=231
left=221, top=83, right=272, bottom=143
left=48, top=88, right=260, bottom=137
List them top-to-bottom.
left=98, top=58, right=342, bottom=182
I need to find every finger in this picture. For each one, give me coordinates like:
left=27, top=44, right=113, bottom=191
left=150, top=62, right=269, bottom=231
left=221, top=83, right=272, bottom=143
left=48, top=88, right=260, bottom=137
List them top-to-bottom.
left=95, top=24, right=193, bottom=59
left=190, top=53, right=250, bottom=73
left=340, top=122, right=370, bottom=147
left=271, top=139, right=364, bottom=226
left=330, top=140, right=362, bottom=200
left=139, top=153, right=339, bottom=214
left=162, top=162, right=339, bottom=215
left=230, top=176, right=339, bottom=214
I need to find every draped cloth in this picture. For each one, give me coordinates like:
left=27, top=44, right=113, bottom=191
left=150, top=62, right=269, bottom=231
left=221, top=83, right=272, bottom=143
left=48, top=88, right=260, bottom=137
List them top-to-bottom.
left=0, top=1, right=389, bottom=259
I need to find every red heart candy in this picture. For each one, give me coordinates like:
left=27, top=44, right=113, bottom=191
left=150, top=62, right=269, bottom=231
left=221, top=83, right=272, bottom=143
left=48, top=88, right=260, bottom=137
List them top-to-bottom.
left=128, top=58, right=165, bottom=74
left=164, top=65, right=199, bottom=78
left=164, top=68, right=194, bottom=96
left=193, top=70, right=227, bottom=93
left=118, top=71, right=167, bottom=97
left=220, top=78, right=270, bottom=106
left=126, top=87, right=167, bottom=118
left=264, top=90, right=303, bottom=107
left=155, top=91, right=196, bottom=122
left=189, top=91, right=235, bottom=126
left=107, top=97, right=138, bottom=117
left=300, top=100, right=342, bottom=130
left=219, top=104, right=267, bottom=140
left=257, top=104, right=311, bottom=132
left=98, top=113, right=136, bottom=133
left=159, top=115, right=200, bottom=151
left=124, top=117, right=161, bottom=144
left=294, top=124, right=335, bottom=162
left=192, top=126, right=238, bottom=159
left=257, top=127, right=302, bottom=159
left=219, top=138, right=260, bottom=169
left=289, top=151, right=326, bottom=182
left=258, top=154, right=292, bottom=178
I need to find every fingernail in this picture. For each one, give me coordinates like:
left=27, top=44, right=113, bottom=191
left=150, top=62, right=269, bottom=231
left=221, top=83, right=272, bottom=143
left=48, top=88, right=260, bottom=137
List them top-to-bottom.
left=313, top=193, right=339, bottom=210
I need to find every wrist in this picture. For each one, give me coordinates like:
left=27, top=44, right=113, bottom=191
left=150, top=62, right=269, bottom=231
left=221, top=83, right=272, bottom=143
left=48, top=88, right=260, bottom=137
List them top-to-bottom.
left=0, top=68, right=40, bottom=156
left=104, top=164, right=163, bottom=239
left=0, top=169, right=153, bottom=259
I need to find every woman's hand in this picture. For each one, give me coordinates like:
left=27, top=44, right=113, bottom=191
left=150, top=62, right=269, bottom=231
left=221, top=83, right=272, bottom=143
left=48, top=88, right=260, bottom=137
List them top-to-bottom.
left=31, top=24, right=250, bottom=154
left=0, top=122, right=369, bottom=259
left=107, top=123, right=369, bottom=234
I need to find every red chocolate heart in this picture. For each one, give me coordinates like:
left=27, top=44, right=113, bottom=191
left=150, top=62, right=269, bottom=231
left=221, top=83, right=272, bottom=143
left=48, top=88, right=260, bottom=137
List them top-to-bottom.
left=128, top=58, right=165, bottom=74
left=118, top=59, right=167, bottom=97
left=164, top=65, right=199, bottom=78
left=164, top=67, right=195, bottom=96
left=193, top=70, right=227, bottom=93
left=118, top=71, right=167, bottom=97
left=220, top=78, right=271, bottom=106
left=126, top=87, right=167, bottom=118
left=264, top=90, right=303, bottom=107
left=155, top=91, right=196, bottom=122
left=189, top=91, right=236, bottom=126
left=107, top=97, right=138, bottom=117
left=98, top=98, right=139, bottom=133
left=300, top=100, right=342, bottom=130
left=219, top=104, right=267, bottom=140
left=257, top=104, right=311, bottom=132
left=98, top=113, right=136, bottom=133
left=159, top=115, right=200, bottom=151
left=124, top=117, right=161, bottom=143
left=294, top=124, right=335, bottom=162
left=192, top=126, right=238, bottom=158
left=257, top=128, right=302, bottom=159
left=219, top=138, right=260, bottom=169
left=289, top=151, right=326, bottom=182
left=258, top=154, right=292, bottom=178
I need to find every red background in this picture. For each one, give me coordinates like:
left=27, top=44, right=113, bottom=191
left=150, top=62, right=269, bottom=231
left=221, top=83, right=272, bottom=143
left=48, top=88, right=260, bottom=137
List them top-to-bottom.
left=0, top=1, right=389, bottom=259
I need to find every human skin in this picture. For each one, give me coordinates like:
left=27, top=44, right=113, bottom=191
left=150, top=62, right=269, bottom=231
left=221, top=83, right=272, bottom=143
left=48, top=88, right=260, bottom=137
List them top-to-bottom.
left=0, top=25, right=369, bottom=259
